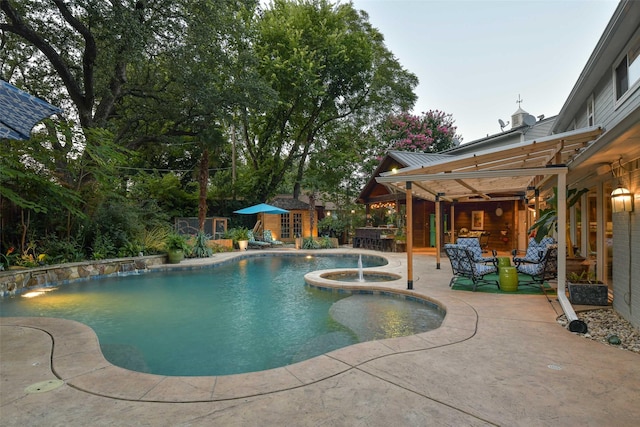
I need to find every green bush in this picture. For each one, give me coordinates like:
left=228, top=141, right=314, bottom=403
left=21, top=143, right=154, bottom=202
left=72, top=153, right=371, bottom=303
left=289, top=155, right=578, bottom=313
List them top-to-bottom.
left=317, top=216, right=347, bottom=238
left=91, top=232, right=116, bottom=260
left=165, top=232, right=190, bottom=252
left=40, top=233, right=86, bottom=264
left=319, top=236, right=335, bottom=249
left=302, top=237, right=320, bottom=249
left=118, top=241, right=144, bottom=257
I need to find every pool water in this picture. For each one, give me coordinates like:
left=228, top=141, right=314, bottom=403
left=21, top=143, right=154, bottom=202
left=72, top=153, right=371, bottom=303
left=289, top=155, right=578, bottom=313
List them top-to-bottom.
left=0, top=255, right=443, bottom=376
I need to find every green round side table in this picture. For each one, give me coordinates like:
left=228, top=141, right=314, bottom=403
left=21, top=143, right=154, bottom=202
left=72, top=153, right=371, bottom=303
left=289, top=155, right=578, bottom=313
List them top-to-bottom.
left=497, top=257, right=511, bottom=268
left=499, top=266, right=519, bottom=292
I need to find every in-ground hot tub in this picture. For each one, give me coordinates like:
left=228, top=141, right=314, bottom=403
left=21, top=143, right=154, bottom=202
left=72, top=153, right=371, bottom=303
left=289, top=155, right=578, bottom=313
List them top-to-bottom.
left=319, top=271, right=402, bottom=283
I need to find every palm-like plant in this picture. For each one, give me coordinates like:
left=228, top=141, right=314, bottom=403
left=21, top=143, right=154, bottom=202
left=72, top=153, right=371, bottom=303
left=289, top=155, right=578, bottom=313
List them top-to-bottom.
left=529, top=187, right=588, bottom=257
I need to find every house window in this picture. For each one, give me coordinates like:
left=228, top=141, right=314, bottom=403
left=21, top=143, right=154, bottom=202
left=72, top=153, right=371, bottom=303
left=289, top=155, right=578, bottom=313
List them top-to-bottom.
left=615, top=34, right=640, bottom=100
left=587, top=95, right=595, bottom=126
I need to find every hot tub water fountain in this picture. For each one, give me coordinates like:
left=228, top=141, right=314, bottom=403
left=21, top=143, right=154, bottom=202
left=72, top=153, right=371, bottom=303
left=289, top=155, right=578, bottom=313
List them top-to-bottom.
left=316, top=254, right=401, bottom=283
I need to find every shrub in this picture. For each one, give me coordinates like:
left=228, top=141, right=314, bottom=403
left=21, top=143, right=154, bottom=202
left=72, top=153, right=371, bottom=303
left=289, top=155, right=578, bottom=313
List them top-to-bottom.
left=191, top=231, right=213, bottom=258
left=91, top=232, right=116, bottom=260
left=165, top=232, right=190, bottom=252
left=40, top=234, right=86, bottom=264
left=318, top=236, right=335, bottom=249
left=302, top=237, right=320, bottom=249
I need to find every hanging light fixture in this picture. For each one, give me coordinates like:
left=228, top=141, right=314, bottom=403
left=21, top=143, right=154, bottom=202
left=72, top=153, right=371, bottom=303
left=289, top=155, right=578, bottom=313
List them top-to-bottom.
left=610, top=159, right=634, bottom=213
left=611, top=186, right=634, bottom=213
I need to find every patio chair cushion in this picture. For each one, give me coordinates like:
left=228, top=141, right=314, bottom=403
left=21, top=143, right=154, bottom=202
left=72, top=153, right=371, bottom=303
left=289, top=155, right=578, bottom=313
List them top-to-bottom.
left=263, top=230, right=284, bottom=245
left=247, top=231, right=271, bottom=247
left=456, top=237, right=496, bottom=264
left=513, top=237, right=555, bottom=265
left=516, top=245, right=558, bottom=284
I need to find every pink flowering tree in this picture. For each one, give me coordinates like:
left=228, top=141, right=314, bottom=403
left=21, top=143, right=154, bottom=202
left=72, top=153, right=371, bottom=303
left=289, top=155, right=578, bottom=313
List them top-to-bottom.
left=381, top=110, right=461, bottom=155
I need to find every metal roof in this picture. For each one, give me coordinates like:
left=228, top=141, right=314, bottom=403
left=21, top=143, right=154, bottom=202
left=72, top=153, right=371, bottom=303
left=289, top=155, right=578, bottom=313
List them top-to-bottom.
left=387, top=150, right=453, bottom=168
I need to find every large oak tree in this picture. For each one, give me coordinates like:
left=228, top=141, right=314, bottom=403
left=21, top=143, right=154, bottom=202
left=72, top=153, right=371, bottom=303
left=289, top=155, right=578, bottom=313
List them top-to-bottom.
left=238, top=0, right=418, bottom=201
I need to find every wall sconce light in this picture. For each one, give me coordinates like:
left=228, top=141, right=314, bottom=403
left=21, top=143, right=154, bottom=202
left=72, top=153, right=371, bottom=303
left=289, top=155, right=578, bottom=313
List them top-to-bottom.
left=611, top=186, right=634, bottom=213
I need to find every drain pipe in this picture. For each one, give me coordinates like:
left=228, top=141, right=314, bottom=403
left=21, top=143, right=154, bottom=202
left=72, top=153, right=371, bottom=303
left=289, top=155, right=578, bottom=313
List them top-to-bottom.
left=557, top=172, right=588, bottom=333
left=558, top=289, right=587, bottom=332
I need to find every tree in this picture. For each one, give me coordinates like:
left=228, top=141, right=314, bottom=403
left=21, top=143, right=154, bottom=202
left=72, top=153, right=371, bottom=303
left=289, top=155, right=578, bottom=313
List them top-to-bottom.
left=238, top=0, right=417, bottom=201
left=1, top=1, right=267, bottom=227
left=380, top=110, right=462, bottom=155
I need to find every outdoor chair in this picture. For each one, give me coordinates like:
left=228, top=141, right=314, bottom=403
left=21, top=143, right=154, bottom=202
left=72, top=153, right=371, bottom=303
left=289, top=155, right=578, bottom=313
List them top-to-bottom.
left=263, top=230, right=284, bottom=245
left=247, top=231, right=271, bottom=249
left=456, top=237, right=497, bottom=265
left=512, top=237, right=555, bottom=267
left=444, top=243, right=500, bottom=291
left=516, top=245, right=558, bottom=287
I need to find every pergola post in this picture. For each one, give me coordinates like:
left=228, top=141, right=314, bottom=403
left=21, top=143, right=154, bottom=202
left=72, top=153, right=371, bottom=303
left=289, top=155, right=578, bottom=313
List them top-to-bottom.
left=406, top=181, right=413, bottom=289
left=435, top=194, right=441, bottom=270
left=450, top=203, right=456, bottom=245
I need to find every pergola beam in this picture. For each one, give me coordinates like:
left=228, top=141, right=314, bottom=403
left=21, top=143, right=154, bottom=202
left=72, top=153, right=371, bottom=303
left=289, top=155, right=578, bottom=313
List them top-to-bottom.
left=455, top=179, right=490, bottom=199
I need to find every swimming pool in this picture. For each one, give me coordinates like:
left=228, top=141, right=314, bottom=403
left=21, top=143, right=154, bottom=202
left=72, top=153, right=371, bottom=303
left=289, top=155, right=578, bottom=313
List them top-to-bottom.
left=0, top=254, right=444, bottom=376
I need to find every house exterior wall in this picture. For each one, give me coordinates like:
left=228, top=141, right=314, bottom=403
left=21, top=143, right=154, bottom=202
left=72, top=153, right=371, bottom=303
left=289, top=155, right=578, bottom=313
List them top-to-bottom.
left=551, top=3, right=640, bottom=328
left=567, top=58, right=640, bottom=133
left=611, top=160, right=640, bottom=327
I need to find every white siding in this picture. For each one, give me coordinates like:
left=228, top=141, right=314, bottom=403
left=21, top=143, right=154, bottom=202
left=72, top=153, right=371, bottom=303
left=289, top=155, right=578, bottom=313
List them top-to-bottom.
left=612, top=160, right=640, bottom=328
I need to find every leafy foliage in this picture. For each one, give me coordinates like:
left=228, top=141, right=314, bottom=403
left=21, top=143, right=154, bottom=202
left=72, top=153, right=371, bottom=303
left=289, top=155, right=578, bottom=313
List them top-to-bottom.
left=0, top=0, right=455, bottom=266
left=240, top=0, right=417, bottom=200
left=381, top=110, right=461, bottom=154
left=318, top=216, right=347, bottom=237
left=191, top=231, right=214, bottom=258
left=165, top=232, right=190, bottom=252
left=302, top=236, right=321, bottom=249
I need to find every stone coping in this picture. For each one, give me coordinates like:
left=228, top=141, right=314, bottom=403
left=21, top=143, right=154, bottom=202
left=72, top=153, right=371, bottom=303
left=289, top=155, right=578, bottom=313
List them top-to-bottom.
left=0, top=249, right=478, bottom=402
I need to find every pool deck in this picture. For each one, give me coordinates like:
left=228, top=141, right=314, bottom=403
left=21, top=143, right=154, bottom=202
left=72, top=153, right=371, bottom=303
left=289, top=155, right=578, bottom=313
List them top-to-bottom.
left=1, top=248, right=639, bottom=426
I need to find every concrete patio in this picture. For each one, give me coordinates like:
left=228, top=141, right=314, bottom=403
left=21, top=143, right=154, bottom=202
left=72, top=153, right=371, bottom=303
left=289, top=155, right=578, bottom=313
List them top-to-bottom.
left=1, top=249, right=638, bottom=426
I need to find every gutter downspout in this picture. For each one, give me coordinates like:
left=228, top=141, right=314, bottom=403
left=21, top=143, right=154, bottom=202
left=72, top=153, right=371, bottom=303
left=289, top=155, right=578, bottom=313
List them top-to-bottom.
left=557, top=171, right=588, bottom=332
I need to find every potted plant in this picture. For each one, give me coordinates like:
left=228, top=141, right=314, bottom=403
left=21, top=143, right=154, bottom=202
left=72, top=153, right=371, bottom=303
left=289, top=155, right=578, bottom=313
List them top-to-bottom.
left=528, top=187, right=590, bottom=276
left=230, top=227, right=250, bottom=251
left=165, top=232, right=189, bottom=264
left=567, top=270, right=608, bottom=306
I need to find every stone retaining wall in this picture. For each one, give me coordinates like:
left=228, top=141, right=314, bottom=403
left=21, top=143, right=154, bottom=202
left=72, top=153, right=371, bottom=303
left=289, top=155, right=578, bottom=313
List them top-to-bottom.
left=0, top=256, right=166, bottom=296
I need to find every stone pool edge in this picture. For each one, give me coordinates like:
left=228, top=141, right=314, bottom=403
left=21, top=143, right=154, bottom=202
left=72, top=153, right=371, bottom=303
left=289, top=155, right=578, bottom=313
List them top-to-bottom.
left=0, top=250, right=479, bottom=403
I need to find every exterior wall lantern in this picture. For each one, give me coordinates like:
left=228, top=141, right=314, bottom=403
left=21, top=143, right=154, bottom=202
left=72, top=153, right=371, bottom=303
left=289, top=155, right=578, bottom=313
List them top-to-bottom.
left=610, top=186, right=634, bottom=213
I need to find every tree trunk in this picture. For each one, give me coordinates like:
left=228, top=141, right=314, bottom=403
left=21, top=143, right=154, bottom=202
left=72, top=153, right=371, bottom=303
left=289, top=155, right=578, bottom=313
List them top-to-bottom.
left=198, top=148, right=209, bottom=232
left=308, top=192, right=316, bottom=238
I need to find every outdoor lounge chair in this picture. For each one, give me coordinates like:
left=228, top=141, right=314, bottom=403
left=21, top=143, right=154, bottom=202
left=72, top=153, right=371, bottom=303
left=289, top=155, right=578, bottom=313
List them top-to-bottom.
left=247, top=230, right=271, bottom=249
left=263, top=230, right=284, bottom=245
left=456, top=237, right=497, bottom=265
left=512, top=237, right=555, bottom=267
left=444, top=243, right=500, bottom=291
left=516, top=245, right=558, bottom=286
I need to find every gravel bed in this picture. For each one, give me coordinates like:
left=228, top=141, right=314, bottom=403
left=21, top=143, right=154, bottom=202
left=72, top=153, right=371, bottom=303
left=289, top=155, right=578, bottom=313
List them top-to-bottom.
left=558, top=309, right=640, bottom=354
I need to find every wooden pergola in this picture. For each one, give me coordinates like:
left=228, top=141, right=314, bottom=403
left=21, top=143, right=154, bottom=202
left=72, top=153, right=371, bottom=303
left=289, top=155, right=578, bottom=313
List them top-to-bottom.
left=376, top=125, right=604, bottom=326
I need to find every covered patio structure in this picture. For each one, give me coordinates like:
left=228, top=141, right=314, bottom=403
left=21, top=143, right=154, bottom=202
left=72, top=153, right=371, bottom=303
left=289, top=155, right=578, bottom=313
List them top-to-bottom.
left=376, top=125, right=604, bottom=328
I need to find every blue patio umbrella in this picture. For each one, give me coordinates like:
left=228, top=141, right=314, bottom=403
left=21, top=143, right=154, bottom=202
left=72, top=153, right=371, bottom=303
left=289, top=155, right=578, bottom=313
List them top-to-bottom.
left=0, top=80, right=62, bottom=140
left=234, top=203, right=289, bottom=215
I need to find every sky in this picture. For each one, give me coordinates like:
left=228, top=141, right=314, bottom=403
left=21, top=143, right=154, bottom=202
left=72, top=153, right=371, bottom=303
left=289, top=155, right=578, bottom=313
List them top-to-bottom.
left=350, top=0, right=619, bottom=143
